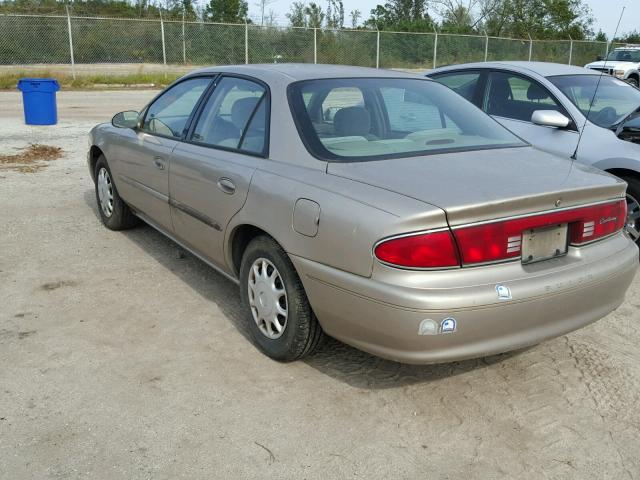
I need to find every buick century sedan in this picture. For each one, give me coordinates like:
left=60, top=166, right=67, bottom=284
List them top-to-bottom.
left=88, top=64, right=637, bottom=364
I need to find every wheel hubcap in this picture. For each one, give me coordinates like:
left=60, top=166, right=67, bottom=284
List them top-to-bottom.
left=97, top=167, right=114, bottom=218
left=626, top=193, right=640, bottom=242
left=247, top=258, right=288, bottom=339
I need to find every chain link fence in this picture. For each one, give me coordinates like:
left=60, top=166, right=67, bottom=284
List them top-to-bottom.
left=0, top=13, right=615, bottom=75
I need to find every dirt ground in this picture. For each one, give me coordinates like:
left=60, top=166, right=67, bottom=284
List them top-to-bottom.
left=1, top=90, right=640, bottom=480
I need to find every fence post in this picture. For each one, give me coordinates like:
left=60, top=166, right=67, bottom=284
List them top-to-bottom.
left=65, top=6, right=76, bottom=79
left=182, top=10, right=186, bottom=65
left=159, top=11, right=167, bottom=69
left=245, top=21, right=249, bottom=64
left=314, top=28, right=317, bottom=64
left=433, top=28, right=438, bottom=69
left=376, top=30, right=380, bottom=68
left=484, top=30, right=488, bottom=62
left=527, top=33, right=532, bottom=61
left=568, top=35, right=573, bottom=65
left=605, top=40, right=611, bottom=57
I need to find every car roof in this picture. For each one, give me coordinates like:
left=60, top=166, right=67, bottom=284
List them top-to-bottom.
left=429, top=61, right=601, bottom=78
left=187, top=63, right=423, bottom=82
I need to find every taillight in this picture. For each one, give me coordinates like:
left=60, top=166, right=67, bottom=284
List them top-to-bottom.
left=453, top=199, right=626, bottom=265
left=374, top=200, right=626, bottom=269
left=569, top=200, right=627, bottom=244
left=374, top=230, right=460, bottom=268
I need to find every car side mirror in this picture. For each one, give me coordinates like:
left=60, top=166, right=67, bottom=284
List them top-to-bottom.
left=596, top=55, right=603, bottom=61
left=112, top=110, right=140, bottom=129
left=531, top=110, right=570, bottom=129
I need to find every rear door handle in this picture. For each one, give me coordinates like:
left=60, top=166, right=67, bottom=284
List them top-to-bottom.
left=153, top=156, right=165, bottom=170
left=217, top=177, right=236, bottom=194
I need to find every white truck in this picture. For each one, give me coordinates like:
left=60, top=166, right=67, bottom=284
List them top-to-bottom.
left=585, top=45, right=640, bottom=87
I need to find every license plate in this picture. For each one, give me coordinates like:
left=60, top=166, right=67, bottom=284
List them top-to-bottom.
left=521, top=224, right=568, bottom=264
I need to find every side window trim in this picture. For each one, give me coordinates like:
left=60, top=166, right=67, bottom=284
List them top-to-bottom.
left=483, top=69, right=577, bottom=130
left=184, top=73, right=271, bottom=158
left=139, top=74, right=217, bottom=140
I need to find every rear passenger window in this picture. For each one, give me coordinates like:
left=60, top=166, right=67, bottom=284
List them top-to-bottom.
left=485, top=72, right=562, bottom=122
left=191, top=77, right=267, bottom=154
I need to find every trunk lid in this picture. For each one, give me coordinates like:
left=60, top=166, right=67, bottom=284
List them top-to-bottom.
left=327, top=146, right=626, bottom=226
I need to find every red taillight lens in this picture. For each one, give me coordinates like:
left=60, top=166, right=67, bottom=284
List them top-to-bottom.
left=453, top=199, right=627, bottom=265
left=570, top=200, right=627, bottom=244
left=374, top=230, right=460, bottom=268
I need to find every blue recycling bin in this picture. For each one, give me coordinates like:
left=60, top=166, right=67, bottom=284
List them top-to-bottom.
left=17, top=78, right=60, bottom=125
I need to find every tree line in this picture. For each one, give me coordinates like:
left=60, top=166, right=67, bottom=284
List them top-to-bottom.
left=0, top=0, right=638, bottom=42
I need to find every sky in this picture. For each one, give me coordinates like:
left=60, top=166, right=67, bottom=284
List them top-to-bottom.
left=246, top=0, right=640, bottom=36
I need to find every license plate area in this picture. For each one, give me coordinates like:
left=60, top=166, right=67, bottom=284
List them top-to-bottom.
left=521, top=224, right=568, bottom=264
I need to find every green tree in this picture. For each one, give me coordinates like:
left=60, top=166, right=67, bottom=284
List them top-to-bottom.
left=204, top=0, right=248, bottom=22
left=366, top=0, right=433, bottom=31
left=482, top=0, right=593, bottom=39
left=286, top=1, right=307, bottom=27
left=305, top=2, right=325, bottom=28
left=350, top=9, right=361, bottom=28
left=594, top=29, right=607, bottom=42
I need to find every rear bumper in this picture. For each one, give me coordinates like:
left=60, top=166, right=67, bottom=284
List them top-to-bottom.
left=291, top=232, right=638, bottom=364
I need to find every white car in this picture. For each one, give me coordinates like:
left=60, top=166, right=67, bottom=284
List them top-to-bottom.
left=585, top=45, right=640, bottom=87
left=427, top=61, right=640, bottom=243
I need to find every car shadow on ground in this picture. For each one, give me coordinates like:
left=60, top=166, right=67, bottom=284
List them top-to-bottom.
left=84, top=189, right=527, bottom=389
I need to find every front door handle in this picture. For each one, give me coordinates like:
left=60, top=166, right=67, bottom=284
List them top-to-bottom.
left=153, top=156, right=165, bottom=170
left=217, top=177, right=236, bottom=195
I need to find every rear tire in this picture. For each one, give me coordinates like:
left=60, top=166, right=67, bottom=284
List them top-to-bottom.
left=94, top=155, right=139, bottom=230
left=621, top=175, right=640, bottom=245
left=239, top=235, right=324, bottom=361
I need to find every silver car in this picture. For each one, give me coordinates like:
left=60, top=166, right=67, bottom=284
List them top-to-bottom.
left=426, top=62, right=640, bottom=241
left=88, top=64, right=637, bottom=364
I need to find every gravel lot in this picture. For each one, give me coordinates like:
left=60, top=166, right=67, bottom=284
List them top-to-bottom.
left=1, top=90, right=640, bottom=479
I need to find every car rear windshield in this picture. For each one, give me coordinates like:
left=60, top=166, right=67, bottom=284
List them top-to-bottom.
left=288, top=78, right=525, bottom=162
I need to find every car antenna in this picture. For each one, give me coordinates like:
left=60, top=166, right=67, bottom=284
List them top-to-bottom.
left=571, top=6, right=626, bottom=160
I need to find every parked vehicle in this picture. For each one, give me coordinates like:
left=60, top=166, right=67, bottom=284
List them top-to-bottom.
left=585, top=45, right=640, bottom=87
left=427, top=61, right=640, bottom=242
left=88, top=64, right=637, bottom=364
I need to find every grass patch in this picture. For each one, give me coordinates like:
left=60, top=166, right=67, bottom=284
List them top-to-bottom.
left=0, top=71, right=180, bottom=90
left=0, top=144, right=64, bottom=173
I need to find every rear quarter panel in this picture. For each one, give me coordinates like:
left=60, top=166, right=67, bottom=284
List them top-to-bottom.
left=226, top=160, right=449, bottom=278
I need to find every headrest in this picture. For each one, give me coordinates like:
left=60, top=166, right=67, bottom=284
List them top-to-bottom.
left=490, top=77, right=512, bottom=100
left=527, top=83, right=548, bottom=100
left=231, top=97, right=260, bottom=129
left=333, top=106, right=371, bottom=137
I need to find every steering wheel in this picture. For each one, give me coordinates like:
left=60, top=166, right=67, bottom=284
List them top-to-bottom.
left=591, top=106, right=618, bottom=126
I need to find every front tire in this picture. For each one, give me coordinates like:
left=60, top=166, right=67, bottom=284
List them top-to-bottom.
left=627, top=76, right=639, bottom=88
left=94, top=155, right=139, bottom=230
left=239, top=236, right=324, bottom=361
